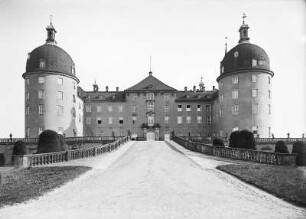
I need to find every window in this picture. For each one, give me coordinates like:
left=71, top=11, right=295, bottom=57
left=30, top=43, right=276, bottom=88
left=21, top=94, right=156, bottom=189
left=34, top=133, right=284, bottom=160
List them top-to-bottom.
left=39, top=59, right=45, bottom=68
left=252, top=59, right=257, bottom=67
left=71, top=65, right=75, bottom=75
left=221, top=66, right=224, bottom=74
left=252, top=74, right=257, bottom=83
left=232, top=76, right=238, bottom=84
left=38, top=77, right=45, bottom=84
left=57, top=77, right=63, bottom=86
left=268, top=77, right=271, bottom=84
left=26, top=78, right=30, bottom=85
left=73, top=82, right=76, bottom=89
left=232, top=89, right=238, bottom=99
left=252, top=89, right=258, bottom=98
left=38, top=90, right=44, bottom=99
left=268, top=90, right=271, bottom=98
left=57, top=91, right=63, bottom=101
left=26, top=92, right=29, bottom=100
left=146, top=93, right=154, bottom=100
left=73, top=94, right=76, bottom=103
left=133, top=94, right=137, bottom=100
left=164, top=94, right=170, bottom=101
left=220, top=94, right=224, bottom=103
left=79, top=102, right=81, bottom=109
left=147, top=102, right=154, bottom=111
left=252, top=103, right=258, bottom=114
left=38, top=104, right=44, bottom=115
left=164, top=104, right=170, bottom=112
left=205, top=104, right=211, bottom=112
left=232, top=104, right=239, bottom=115
left=268, top=104, right=271, bottom=115
left=56, top=105, right=64, bottom=117
left=85, top=105, right=91, bottom=113
left=119, top=105, right=123, bottom=112
left=132, top=105, right=137, bottom=113
left=177, top=105, right=182, bottom=112
left=186, top=105, right=191, bottom=111
left=197, top=105, right=202, bottom=112
left=26, top=106, right=30, bottom=116
left=97, top=106, right=102, bottom=113
left=108, top=106, right=113, bottom=112
left=219, top=108, right=223, bottom=118
left=79, top=114, right=81, bottom=123
left=132, top=116, right=137, bottom=124
left=148, top=116, right=154, bottom=125
left=164, top=116, right=169, bottom=124
left=177, top=116, right=182, bottom=124
left=186, top=116, right=191, bottom=124
left=197, top=116, right=202, bottom=124
left=206, top=116, right=211, bottom=125
left=86, top=117, right=91, bottom=124
left=97, top=117, right=102, bottom=125
left=108, top=117, right=113, bottom=124
left=119, top=117, right=124, bottom=124
left=252, top=126, right=258, bottom=134
left=38, top=127, right=43, bottom=135
left=58, top=127, right=63, bottom=134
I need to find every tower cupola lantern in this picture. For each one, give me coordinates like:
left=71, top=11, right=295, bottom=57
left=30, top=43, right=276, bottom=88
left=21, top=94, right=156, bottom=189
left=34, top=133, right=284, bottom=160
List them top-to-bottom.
left=238, top=13, right=250, bottom=44
left=46, top=15, right=57, bottom=44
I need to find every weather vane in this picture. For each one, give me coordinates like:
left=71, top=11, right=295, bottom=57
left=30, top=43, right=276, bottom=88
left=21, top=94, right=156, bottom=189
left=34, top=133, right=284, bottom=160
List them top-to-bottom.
left=242, top=13, right=247, bottom=24
left=225, top=37, right=228, bottom=54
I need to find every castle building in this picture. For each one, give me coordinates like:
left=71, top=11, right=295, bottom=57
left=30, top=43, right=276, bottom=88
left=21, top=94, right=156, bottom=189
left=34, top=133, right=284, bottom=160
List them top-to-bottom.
left=23, top=16, right=273, bottom=140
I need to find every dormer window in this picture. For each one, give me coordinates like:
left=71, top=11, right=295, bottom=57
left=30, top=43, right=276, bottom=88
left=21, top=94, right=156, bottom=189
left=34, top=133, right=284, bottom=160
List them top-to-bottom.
left=234, top=51, right=239, bottom=58
left=27, top=53, right=31, bottom=60
left=39, top=59, right=46, bottom=68
left=252, top=59, right=257, bottom=67
left=71, top=65, right=75, bottom=75
left=221, top=66, right=224, bottom=74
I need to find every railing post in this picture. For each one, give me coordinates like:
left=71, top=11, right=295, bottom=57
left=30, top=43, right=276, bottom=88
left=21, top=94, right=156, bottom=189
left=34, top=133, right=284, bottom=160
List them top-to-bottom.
left=65, top=151, right=70, bottom=161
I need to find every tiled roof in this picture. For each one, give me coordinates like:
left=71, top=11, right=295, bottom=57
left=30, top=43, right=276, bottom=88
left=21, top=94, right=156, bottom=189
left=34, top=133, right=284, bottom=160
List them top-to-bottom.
left=125, top=73, right=177, bottom=92
left=175, top=90, right=218, bottom=102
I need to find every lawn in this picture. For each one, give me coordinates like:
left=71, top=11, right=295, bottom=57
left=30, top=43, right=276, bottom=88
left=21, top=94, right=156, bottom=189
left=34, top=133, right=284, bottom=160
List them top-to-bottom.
left=217, top=164, right=306, bottom=207
left=0, top=166, right=91, bottom=208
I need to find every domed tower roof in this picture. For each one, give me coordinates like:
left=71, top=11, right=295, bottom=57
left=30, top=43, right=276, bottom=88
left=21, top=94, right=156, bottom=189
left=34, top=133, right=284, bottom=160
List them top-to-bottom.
left=217, top=15, right=273, bottom=82
left=23, top=20, right=78, bottom=82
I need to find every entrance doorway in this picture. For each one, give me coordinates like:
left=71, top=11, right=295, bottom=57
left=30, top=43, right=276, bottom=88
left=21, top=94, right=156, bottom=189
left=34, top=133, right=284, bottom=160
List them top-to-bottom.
left=146, top=132, right=155, bottom=141
left=164, top=134, right=170, bottom=141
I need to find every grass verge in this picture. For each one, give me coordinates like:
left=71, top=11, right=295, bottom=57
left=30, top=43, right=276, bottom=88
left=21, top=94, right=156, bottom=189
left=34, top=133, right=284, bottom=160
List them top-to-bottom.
left=217, top=164, right=306, bottom=207
left=0, top=166, right=91, bottom=208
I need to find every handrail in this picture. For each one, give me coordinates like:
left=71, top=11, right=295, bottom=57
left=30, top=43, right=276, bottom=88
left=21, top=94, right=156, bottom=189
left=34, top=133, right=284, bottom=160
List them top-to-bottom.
left=12, top=136, right=130, bottom=167
left=172, top=136, right=296, bottom=166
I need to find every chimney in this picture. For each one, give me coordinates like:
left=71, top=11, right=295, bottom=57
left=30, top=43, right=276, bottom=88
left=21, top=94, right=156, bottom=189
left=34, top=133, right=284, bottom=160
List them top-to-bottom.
left=106, top=86, right=108, bottom=92
left=184, top=86, right=187, bottom=91
left=193, top=86, right=196, bottom=92
left=213, top=86, right=215, bottom=90
left=116, top=87, right=119, bottom=92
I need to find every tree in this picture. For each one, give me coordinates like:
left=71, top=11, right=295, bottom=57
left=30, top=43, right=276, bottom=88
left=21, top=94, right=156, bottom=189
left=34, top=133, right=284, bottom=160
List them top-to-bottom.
left=37, top=130, right=61, bottom=154
left=213, top=138, right=225, bottom=147
left=274, top=141, right=289, bottom=153
left=292, top=141, right=306, bottom=166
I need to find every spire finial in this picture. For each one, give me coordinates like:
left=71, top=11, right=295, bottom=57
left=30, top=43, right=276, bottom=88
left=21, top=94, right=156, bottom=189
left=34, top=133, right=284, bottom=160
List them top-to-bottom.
left=242, top=12, right=247, bottom=24
left=50, top=15, right=53, bottom=26
left=225, top=37, right=228, bottom=54
left=149, top=55, right=152, bottom=76
left=199, top=76, right=205, bottom=91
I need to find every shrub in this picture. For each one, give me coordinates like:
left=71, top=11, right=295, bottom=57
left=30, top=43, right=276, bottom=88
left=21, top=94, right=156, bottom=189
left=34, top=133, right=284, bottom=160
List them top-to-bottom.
left=37, top=130, right=61, bottom=154
left=229, top=130, right=256, bottom=150
left=239, top=130, right=256, bottom=150
left=229, top=131, right=240, bottom=148
left=59, top=134, right=68, bottom=151
left=213, top=138, right=225, bottom=147
left=12, top=140, right=27, bottom=156
left=274, top=141, right=289, bottom=153
left=292, top=141, right=306, bottom=166
left=260, top=146, right=272, bottom=151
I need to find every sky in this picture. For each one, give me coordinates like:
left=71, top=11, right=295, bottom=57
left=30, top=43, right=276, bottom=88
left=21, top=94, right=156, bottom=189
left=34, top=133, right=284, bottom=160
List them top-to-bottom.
left=0, top=0, right=305, bottom=138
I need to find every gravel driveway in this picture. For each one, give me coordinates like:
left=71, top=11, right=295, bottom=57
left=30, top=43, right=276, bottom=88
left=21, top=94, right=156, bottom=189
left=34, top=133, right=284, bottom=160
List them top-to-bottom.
left=0, top=140, right=305, bottom=219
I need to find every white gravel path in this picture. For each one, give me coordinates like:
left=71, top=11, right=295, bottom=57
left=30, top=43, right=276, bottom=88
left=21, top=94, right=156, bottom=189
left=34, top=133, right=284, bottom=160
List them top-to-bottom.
left=0, top=140, right=305, bottom=219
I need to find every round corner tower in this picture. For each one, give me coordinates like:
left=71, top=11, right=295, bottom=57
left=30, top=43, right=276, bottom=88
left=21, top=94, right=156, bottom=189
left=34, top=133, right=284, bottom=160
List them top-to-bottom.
left=216, top=16, right=274, bottom=138
left=22, top=21, right=82, bottom=138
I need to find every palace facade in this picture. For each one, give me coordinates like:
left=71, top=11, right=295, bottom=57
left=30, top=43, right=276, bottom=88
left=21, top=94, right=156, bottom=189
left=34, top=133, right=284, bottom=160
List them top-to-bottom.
left=22, top=16, right=274, bottom=140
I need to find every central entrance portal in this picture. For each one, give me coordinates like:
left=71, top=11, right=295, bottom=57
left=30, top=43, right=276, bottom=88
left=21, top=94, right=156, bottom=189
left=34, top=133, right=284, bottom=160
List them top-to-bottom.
left=146, top=132, right=155, bottom=141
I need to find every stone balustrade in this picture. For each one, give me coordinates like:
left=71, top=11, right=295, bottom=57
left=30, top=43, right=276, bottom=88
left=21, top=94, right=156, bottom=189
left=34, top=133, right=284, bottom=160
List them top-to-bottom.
left=12, top=136, right=130, bottom=168
left=173, top=136, right=296, bottom=166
